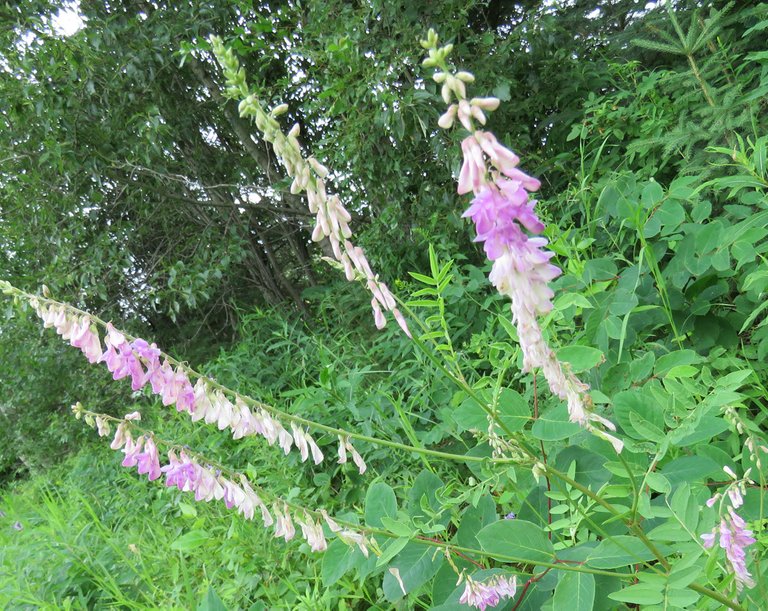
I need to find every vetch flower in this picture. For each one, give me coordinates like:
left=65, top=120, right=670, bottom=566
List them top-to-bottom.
left=425, top=44, right=620, bottom=446
left=135, top=436, right=162, bottom=481
left=701, top=492, right=756, bottom=592
left=459, top=574, right=517, bottom=611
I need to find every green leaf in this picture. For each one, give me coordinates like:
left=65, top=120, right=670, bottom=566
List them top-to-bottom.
left=408, top=271, right=437, bottom=285
left=556, top=346, right=604, bottom=372
left=654, top=350, right=703, bottom=375
left=664, top=364, right=698, bottom=379
left=453, top=389, right=530, bottom=434
left=613, top=389, right=664, bottom=441
left=531, top=404, right=581, bottom=441
left=660, top=456, right=721, bottom=487
left=365, top=482, right=397, bottom=528
left=456, top=494, right=498, bottom=548
left=178, top=502, right=198, bottom=518
left=380, top=517, right=413, bottom=537
left=476, top=519, right=555, bottom=564
left=170, top=529, right=209, bottom=552
left=586, top=536, right=660, bottom=569
left=376, top=537, right=410, bottom=567
left=321, top=539, right=352, bottom=586
left=382, top=542, right=444, bottom=601
left=553, top=571, right=595, bottom=611
left=608, top=583, right=664, bottom=605
left=197, top=587, right=228, bottom=611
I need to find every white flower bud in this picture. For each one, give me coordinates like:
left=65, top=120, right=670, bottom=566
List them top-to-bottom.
left=441, top=82, right=452, bottom=105
left=471, top=97, right=501, bottom=111
left=271, top=103, right=289, bottom=117
left=438, top=105, right=457, bottom=129
left=308, top=157, right=329, bottom=178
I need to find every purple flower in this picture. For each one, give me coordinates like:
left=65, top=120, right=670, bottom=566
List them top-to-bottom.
left=462, top=185, right=546, bottom=261
left=121, top=435, right=145, bottom=468
left=135, top=437, right=162, bottom=481
left=162, top=450, right=199, bottom=491
left=701, top=506, right=756, bottom=591
left=12, top=521, right=23, bottom=531
left=459, top=575, right=517, bottom=611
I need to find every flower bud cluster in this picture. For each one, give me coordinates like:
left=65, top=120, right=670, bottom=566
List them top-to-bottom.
left=421, top=32, right=621, bottom=451
left=211, top=36, right=410, bottom=338
left=31, top=298, right=368, bottom=472
left=724, top=406, right=768, bottom=472
left=99, top=409, right=370, bottom=556
left=701, top=466, right=756, bottom=591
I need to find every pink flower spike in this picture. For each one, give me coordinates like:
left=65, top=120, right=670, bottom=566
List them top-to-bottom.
left=499, top=166, right=541, bottom=192
left=371, top=299, right=386, bottom=329
left=149, top=359, right=173, bottom=395
left=232, top=399, right=256, bottom=439
left=728, top=487, right=744, bottom=508
left=459, top=575, right=517, bottom=611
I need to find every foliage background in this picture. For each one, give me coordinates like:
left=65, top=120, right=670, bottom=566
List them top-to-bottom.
left=1, top=0, right=767, bottom=608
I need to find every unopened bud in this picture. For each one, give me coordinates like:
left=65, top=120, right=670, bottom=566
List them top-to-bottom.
left=471, top=97, right=501, bottom=111
left=271, top=103, right=289, bottom=117
left=308, top=157, right=329, bottom=178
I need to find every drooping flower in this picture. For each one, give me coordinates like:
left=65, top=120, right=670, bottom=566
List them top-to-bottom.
left=121, top=435, right=145, bottom=468
left=133, top=436, right=161, bottom=481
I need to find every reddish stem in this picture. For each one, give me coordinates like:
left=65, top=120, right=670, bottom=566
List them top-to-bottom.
left=510, top=559, right=585, bottom=611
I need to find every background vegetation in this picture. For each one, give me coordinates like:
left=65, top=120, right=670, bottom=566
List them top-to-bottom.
left=1, top=0, right=767, bottom=608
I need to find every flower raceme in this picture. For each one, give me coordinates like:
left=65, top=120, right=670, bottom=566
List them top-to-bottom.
left=422, top=32, right=622, bottom=453
left=210, top=36, right=410, bottom=338
left=29, top=295, right=366, bottom=474
left=75, top=403, right=369, bottom=557
left=701, top=469, right=757, bottom=591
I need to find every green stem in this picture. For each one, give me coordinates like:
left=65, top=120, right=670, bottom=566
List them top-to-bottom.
left=2, top=284, right=520, bottom=466
left=544, top=465, right=670, bottom=570
left=688, top=582, right=745, bottom=611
